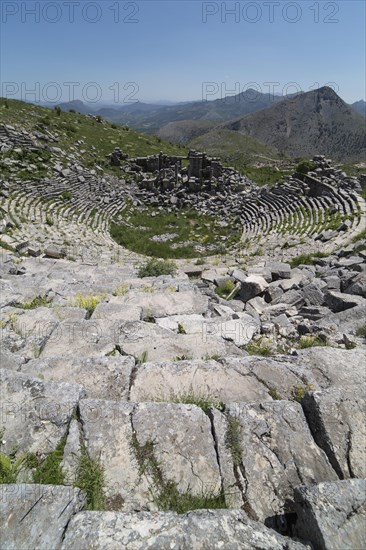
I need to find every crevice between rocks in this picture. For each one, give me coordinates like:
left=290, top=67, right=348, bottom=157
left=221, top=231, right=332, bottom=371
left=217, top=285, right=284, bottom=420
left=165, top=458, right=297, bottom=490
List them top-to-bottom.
left=301, top=394, right=343, bottom=479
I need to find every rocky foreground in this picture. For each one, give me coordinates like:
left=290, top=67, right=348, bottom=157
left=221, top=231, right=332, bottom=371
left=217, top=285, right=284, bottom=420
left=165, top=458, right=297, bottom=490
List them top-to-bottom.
left=0, top=239, right=365, bottom=549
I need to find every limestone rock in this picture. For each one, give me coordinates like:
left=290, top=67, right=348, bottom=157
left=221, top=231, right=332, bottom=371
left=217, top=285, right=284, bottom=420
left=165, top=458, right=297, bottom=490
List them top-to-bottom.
left=239, top=275, right=269, bottom=302
left=119, top=290, right=208, bottom=318
left=323, top=290, right=365, bottom=313
left=41, top=319, right=116, bottom=358
left=116, top=320, right=243, bottom=362
left=295, top=347, right=366, bottom=388
left=21, top=356, right=134, bottom=400
left=130, top=359, right=271, bottom=404
left=0, top=369, right=85, bottom=456
left=302, top=385, right=366, bottom=478
left=79, top=400, right=221, bottom=511
left=214, top=401, right=337, bottom=523
left=294, top=479, right=366, bottom=550
left=0, top=484, right=85, bottom=550
left=61, top=509, right=309, bottom=550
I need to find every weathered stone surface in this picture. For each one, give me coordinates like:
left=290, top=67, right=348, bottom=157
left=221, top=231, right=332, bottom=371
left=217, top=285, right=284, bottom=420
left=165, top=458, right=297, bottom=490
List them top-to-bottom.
left=44, top=245, right=66, bottom=259
left=266, top=261, right=292, bottom=279
left=344, top=271, right=366, bottom=298
left=239, top=275, right=269, bottom=302
left=302, top=283, right=324, bottom=306
left=272, top=289, right=305, bottom=308
left=119, top=290, right=209, bottom=318
left=323, top=290, right=365, bottom=312
left=92, top=301, right=142, bottom=324
left=316, top=302, right=366, bottom=335
left=155, top=313, right=205, bottom=334
left=41, top=320, right=116, bottom=358
left=116, top=320, right=243, bottom=362
left=295, top=347, right=366, bottom=388
left=22, top=356, right=134, bottom=400
left=222, top=356, right=318, bottom=401
left=130, top=359, right=271, bottom=403
left=0, top=369, right=85, bottom=455
left=302, top=385, right=366, bottom=479
left=79, top=400, right=148, bottom=511
left=80, top=400, right=221, bottom=511
left=214, top=401, right=337, bottom=522
left=132, top=402, right=221, bottom=496
left=60, top=418, right=82, bottom=483
left=294, top=479, right=366, bottom=550
left=0, top=484, right=85, bottom=550
left=61, top=509, right=309, bottom=550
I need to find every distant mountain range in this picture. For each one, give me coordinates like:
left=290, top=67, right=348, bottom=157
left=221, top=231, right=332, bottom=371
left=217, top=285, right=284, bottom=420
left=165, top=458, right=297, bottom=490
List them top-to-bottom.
left=222, top=87, right=366, bottom=161
left=55, top=88, right=366, bottom=162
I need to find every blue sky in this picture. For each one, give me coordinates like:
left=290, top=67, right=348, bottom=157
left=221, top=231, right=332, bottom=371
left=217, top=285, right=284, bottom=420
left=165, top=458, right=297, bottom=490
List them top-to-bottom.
left=1, top=0, right=365, bottom=105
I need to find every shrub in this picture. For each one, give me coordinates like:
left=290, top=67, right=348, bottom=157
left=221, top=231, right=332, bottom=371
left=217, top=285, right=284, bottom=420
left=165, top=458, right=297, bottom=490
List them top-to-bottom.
left=296, top=160, right=316, bottom=175
left=61, top=191, right=72, bottom=201
left=138, top=258, right=177, bottom=278
left=215, top=280, right=236, bottom=299
left=112, top=284, right=129, bottom=296
left=73, top=292, right=105, bottom=316
left=355, top=323, right=366, bottom=339
left=244, top=338, right=272, bottom=356
left=292, top=383, right=315, bottom=402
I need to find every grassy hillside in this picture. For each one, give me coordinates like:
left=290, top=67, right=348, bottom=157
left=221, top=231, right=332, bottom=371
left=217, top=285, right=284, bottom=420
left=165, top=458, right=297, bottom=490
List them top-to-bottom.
left=0, top=98, right=187, bottom=175
left=189, top=128, right=293, bottom=184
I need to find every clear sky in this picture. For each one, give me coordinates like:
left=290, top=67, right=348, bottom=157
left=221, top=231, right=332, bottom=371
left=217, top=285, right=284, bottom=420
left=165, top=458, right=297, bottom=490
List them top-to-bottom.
left=1, top=0, right=365, bottom=106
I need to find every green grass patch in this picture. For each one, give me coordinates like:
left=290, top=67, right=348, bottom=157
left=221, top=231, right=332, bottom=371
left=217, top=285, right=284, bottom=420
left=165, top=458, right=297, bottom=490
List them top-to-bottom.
left=111, top=206, right=241, bottom=259
left=351, top=227, right=366, bottom=243
left=290, top=252, right=328, bottom=268
left=14, top=295, right=52, bottom=310
left=298, top=335, right=327, bottom=349
left=243, top=338, right=273, bottom=357
left=152, top=390, right=224, bottom=414
left=225, top=415, right=243, bottom=466
left=26, top=438, right=66, bottom=485
left=75, top=446, right=106, bottom=511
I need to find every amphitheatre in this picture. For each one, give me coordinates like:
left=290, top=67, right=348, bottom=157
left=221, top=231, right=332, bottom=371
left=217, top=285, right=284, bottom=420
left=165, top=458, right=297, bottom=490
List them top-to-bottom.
left=0, top=99, right=365, bottom=549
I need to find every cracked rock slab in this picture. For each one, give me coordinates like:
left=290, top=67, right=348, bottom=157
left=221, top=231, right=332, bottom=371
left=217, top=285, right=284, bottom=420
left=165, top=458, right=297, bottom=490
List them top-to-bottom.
left=118, top=290, right=209, bottom=318
left=40, top=319, right=116, bottom=358
left=116, top=321, right=243, bottom=362
left=294, top=347, right=366, bottom=388
left=21, top=355, right=134, bottom=400
left=222, top=356, right=318, bottom=401
left=130, top=359, right=271, bottom=404
left=0, top=369, right=85, bottom=456
left=302, top=385, right=366, bottom=478
left=79, top=400, right=221, bottom=511
left=213, top=401, right=337, bottom=523
left=294, top=479, right=366, bottom=550
left=0, top=484, right=86, bottom=550
left=61, top=509, right=309, bottom=550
